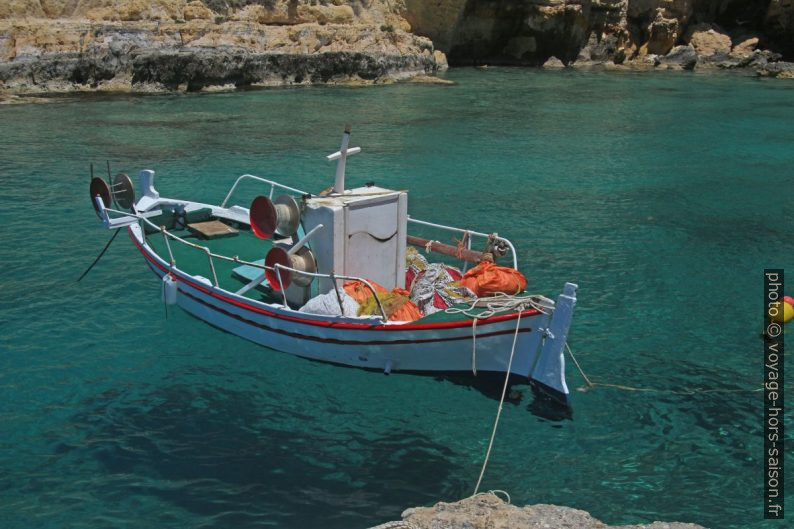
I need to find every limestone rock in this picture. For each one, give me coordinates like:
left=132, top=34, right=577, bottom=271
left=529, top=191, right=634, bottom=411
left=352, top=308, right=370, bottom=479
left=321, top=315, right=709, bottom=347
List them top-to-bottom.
left=0, top=0, right=45, bottom=19
left=183, top=1, right=214, bottom=21
left=231, top=4, right=300, bottom=25
left=297, top=4, right=355, bottom=26
left=641, top=13, right=681, bottom=57
left=685, top=23, right=732, bottom=57
left=573, top=31, right=619, bottom=66
left=731, top=37, right=759, bottom=59
left=660, top=44, right=697, bottom=70
left=433, top=49, right=448, bottom=70
left=542, top=55, right=565, bottom=68
left=756, top=60, right=794, bottom=79
left=372, top=493, right=708, bottom=529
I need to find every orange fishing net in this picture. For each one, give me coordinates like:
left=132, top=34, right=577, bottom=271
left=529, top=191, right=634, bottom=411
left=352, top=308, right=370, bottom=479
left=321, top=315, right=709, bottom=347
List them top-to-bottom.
left=458, top=261, right=527, bottom=297
left=343, top=281, right=422, bottom=322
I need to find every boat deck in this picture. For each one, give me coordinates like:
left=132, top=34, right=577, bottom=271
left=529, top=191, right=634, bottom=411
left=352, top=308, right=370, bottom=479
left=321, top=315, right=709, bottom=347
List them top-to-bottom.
left=142, top=217, right=538, bottom=323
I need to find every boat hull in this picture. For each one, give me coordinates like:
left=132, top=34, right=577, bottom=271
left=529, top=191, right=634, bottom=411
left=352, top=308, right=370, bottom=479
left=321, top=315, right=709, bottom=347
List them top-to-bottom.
left=129, top=224, right=571, bottom=404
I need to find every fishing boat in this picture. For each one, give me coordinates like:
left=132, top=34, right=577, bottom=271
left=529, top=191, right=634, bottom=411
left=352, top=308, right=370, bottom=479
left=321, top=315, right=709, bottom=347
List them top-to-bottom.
left=87, top=127, right=578, bottom=407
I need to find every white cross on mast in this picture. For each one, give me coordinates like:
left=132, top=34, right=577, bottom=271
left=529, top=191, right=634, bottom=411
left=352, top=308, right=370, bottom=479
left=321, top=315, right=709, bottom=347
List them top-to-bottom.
left=326, top=124, right=361, bottom=194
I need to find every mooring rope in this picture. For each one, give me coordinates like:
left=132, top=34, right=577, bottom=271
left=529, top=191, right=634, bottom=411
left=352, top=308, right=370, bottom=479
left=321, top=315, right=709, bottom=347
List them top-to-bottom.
left=77, top=229, right=120, bottom=282
left=446, top=293, right=552, bottom=377
left=473, top=311, right=522, bottom=495
left=565, top=342, right=763, bottom=395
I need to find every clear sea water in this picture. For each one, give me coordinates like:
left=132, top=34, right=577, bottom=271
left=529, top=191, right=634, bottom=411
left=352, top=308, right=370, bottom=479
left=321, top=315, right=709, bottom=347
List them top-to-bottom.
left=1, top=68, right=792, bottom=529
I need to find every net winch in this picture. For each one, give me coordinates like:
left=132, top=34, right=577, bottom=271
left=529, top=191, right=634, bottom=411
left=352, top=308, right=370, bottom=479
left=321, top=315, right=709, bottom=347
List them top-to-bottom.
left=88, top=162, right=136, bottom=216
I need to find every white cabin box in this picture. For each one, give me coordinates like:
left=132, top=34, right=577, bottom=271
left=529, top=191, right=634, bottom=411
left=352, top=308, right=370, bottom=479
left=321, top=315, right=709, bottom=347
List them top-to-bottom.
left=303, top=186, right=407, bottom=294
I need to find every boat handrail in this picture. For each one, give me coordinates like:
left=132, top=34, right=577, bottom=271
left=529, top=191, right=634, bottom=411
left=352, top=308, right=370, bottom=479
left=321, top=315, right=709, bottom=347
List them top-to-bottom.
left=220, top=174, right=309, bottom=208
left=102, top=206, right=389, bottom=322
left=407, top=216, right=518, bottom=269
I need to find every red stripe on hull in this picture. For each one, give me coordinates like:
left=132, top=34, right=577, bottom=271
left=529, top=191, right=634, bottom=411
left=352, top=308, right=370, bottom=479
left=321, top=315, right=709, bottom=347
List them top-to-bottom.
left=129, top=226, right=540, bottom=332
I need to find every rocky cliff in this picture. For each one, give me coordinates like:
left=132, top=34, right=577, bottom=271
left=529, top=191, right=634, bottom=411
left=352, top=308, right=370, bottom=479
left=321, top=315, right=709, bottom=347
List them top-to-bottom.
left=0, top=0, right=447, bottom=93
left=1, top=0, right=792, bottom=94
left=403, top=0, right=794, bottom=76
left=369, top=493, right=708, bottom=529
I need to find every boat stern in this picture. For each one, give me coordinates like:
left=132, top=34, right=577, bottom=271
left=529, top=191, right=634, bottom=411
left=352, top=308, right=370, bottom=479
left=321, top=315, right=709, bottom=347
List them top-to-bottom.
left=529, top=282, right=577, bottom=407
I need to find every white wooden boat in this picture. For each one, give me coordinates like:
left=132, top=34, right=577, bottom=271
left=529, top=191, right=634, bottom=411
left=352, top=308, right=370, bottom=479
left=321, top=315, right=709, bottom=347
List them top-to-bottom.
left=88, top=128, right=578, bottom=407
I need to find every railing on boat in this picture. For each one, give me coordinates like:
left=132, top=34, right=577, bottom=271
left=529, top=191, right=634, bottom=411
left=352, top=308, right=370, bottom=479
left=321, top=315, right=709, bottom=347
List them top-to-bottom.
left=218, top=174, right=518, bottom=270
left=220, top=174, right=308, bottom=208
left=99, top=175, right=519, bottom=322
left=101, top=205, right=390, bottom=322
left=407, top=217, right=518, bottom=270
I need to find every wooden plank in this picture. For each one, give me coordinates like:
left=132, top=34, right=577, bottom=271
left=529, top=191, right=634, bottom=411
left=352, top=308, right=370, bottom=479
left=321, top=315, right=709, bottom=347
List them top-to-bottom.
left=187, top=220, right=239, bottom=240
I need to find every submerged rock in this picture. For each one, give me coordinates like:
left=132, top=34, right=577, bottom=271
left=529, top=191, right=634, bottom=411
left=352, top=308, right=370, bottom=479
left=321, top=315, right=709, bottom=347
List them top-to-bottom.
left=371, top=493, right=708, bottom=529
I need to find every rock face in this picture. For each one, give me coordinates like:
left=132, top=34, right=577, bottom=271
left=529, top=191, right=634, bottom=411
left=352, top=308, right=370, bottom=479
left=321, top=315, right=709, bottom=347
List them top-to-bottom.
left=0, top=0, right=447, bottom=93
left=2, top=0, right=793, bottom=92
left=402, top=0, right=794, bottom=76
left=371, top=493, right=708, bottom=529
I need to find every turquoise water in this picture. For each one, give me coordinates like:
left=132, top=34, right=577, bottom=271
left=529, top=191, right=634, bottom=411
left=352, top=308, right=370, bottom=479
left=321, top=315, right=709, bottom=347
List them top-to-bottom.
left=1, top=68, right=792, bottom=528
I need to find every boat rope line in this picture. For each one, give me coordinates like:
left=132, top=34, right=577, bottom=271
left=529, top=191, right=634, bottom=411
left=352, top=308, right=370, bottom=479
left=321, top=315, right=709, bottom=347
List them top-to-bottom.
left=76, top=229, right=120, bottom=282
left=444, top=293, right=553, bottom=376
left=473, top=310, right=522, bottom=495
left=471, top=318, right=478, bottom=375
left=565, top=342, right=763, bottom=395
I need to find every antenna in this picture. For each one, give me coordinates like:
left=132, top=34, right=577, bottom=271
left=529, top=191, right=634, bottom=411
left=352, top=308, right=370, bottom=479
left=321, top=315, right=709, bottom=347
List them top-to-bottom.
left=327, top=124, right=361, bottom=194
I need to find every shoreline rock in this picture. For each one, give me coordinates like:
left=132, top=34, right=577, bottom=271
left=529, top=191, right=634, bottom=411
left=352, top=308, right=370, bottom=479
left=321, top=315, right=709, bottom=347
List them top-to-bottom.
left=1, top=0, right=793, bottom=95
left=0, top=1, right=448, bottom=94
left=370, top=493, right=708, bottom=529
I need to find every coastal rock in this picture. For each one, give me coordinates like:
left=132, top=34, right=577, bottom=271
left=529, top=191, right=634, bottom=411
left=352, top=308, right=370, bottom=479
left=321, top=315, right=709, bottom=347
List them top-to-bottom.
left=2, top=0, right=794, bottom=91
left=0, top=1, right=447, bottom=93
left=183, top=1, right=214, bottom=21
left=640, top=13, right=681, bottom=57
left=685, top=23, right=732, bottom=57
left=573, top=31, right=618, bottom=66
left=731, top=37, right=759, bottom=59
left=660, top=44, right=697, bottom=70
left=542, top=55, right=566, bottom=68
left=756, top=60, right=794, bottom=79
left=371, top=493, right=708, bottom=529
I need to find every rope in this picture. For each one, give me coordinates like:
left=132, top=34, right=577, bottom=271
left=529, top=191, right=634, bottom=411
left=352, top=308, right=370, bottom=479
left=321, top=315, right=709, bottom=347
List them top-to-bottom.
left=77, top=229, right=120, bottom=282
left=445, top=292, right=554, bottom=320
left=473, top=311, right=522, bottom=495
left=471, top=318, right=477, bottom=375
left=565, top=341, right=593, bottom=387
left=565, top=342, right=763, bottom=395
left=472, top=489, right=512, bottom=504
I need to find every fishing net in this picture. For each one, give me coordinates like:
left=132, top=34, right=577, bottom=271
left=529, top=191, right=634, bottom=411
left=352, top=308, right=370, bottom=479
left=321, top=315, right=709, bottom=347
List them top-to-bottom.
left=405, top=246, right=477, bottom=315
left=343, top=281, right=422, bottom=322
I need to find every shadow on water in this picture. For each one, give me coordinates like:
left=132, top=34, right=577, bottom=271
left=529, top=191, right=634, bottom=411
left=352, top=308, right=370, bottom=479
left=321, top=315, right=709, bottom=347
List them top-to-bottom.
left=431, top=373, right=573, bottom=421
left=58, top=384, right=462, bottom=528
